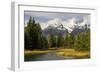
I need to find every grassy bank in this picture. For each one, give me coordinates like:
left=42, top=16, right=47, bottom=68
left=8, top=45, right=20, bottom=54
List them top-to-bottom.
left=24, top=48, right=90, bottom=59
left=56, top=49, right=90, bottom=59
left=24, top=50, right=50, bottom=56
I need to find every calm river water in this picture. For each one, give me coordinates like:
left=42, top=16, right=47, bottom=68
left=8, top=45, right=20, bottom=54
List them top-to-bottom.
left=25, top=51, right=73, bottom=61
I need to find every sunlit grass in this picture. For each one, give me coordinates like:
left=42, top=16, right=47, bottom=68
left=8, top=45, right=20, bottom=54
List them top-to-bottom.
left=24, top=48, right=90, bottom=59
left=56, top=49, right=90, bottom=58
left=24, top=50, right=50, bottom=56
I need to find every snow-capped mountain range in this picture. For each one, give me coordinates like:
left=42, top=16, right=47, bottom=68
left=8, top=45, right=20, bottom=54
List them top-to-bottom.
left=41, top=18, right=90, bottom=33
left=41, top=18, right=90, bottom=36
left=43, top=23, right=68, bottom=36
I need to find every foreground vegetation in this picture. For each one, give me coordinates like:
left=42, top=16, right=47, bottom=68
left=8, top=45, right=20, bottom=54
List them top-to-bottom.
left=25, top=48, right=90, bottom=59
left=56, top=49, right=90, bottom=59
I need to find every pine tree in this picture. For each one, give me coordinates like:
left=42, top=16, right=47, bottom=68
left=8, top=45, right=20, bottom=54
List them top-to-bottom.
left=24, top=16, right=49, bottom=50
left=24, top=27, right=29, bottom=50
left=74, top=31, right=90, bottom=51
left=64, top=33, right=75, bottom=49
left=68, top=33, right=75, bottom=48
left=74, top=33, right=83, bottom=50
left=49, top=34, right=56, bottom=48
left=64, top=34, right=68, bottom=48
left=57, top=35, right=64, bottom=47
left=41, top=36, right=49, bottom=49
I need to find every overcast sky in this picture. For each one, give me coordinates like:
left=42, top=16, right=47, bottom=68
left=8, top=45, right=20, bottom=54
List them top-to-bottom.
left=24, top=11, right=90, bottom=31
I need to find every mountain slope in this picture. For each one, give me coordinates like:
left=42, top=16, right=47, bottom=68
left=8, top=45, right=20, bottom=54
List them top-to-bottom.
left=43, top=24, right=68, bottom=36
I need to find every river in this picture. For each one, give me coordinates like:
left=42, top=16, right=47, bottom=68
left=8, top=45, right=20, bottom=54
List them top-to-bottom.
left=25, top=51, right=73, bottom=61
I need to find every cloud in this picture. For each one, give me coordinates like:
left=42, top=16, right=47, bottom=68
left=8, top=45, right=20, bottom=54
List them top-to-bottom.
left=24, top=11, right=90, bottom=32
left=24, top=11, right=90, bottom=23
left=76, top=15, right=90, bottom=27
left=40, top=16, right=90, bottom=33
left=40, top=18, right=77, bottom=31
left=40, top=18, right=61, bottom=29
left=48, top=18, right=62, bottom=27
left=62, top=18, right=77, bottom=33
left=40, top=22, right=49, bottom=29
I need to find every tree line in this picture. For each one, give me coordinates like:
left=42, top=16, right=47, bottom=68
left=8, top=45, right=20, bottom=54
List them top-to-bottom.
left=25, top=16, right=90, bottom=51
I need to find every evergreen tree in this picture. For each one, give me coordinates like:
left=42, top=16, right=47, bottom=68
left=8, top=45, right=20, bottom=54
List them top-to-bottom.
left=24, top=16, right=49, bottom=50
left=24, top=27, right=29, bottom=49
left=82, top=29, right=90, bottom=50
left=74, top=30, right=90, bottom=51
left=64, top=33, right=75, bottom=48
left=68, top=33, right=74, bottom=48
left=74, top=33, right=83, bottom=50
left=49, top=34, right=56, bottom=48
left=64, top=34, right=68, bottom=48
left=57, top=35, right=64, bottom=47
left=41, top=36, right=49, bottom=49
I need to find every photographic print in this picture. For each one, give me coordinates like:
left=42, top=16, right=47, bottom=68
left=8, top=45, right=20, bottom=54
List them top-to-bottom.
left=24, top=11, right=90, bottom=62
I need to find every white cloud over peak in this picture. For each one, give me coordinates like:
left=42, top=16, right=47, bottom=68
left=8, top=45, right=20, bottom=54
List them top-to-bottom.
left=24, top=11, right=90, bottom=33
left=24, top=11, right=90, bottom=32
left=40, top=16, right=89, bottom=33
left=40, top=18, right=62, bottom=29
left=40, top=18, right=77, bottom=33
left=48, top=18, right=62, bottom=27
left=62, top=18, right=77, bottom=33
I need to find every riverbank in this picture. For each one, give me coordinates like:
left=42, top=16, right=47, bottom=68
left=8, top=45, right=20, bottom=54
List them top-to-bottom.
left=24, top=48, right=90, bottom=59
left=56, top=49, right=90, bottom=59
left=24, top=50, right=49, bottom=56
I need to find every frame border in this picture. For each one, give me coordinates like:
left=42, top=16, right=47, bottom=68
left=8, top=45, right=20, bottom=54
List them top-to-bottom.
left=11, top=1, right=97, bottom=71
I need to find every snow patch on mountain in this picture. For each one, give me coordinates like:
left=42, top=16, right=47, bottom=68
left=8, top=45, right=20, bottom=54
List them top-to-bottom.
left=40, top=16, right=89, bottom=33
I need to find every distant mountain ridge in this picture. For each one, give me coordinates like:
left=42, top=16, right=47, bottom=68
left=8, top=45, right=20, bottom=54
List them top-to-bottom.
left=42, top=18, right=90, bottom=36
left=43, top=23, right=68, bottom=36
